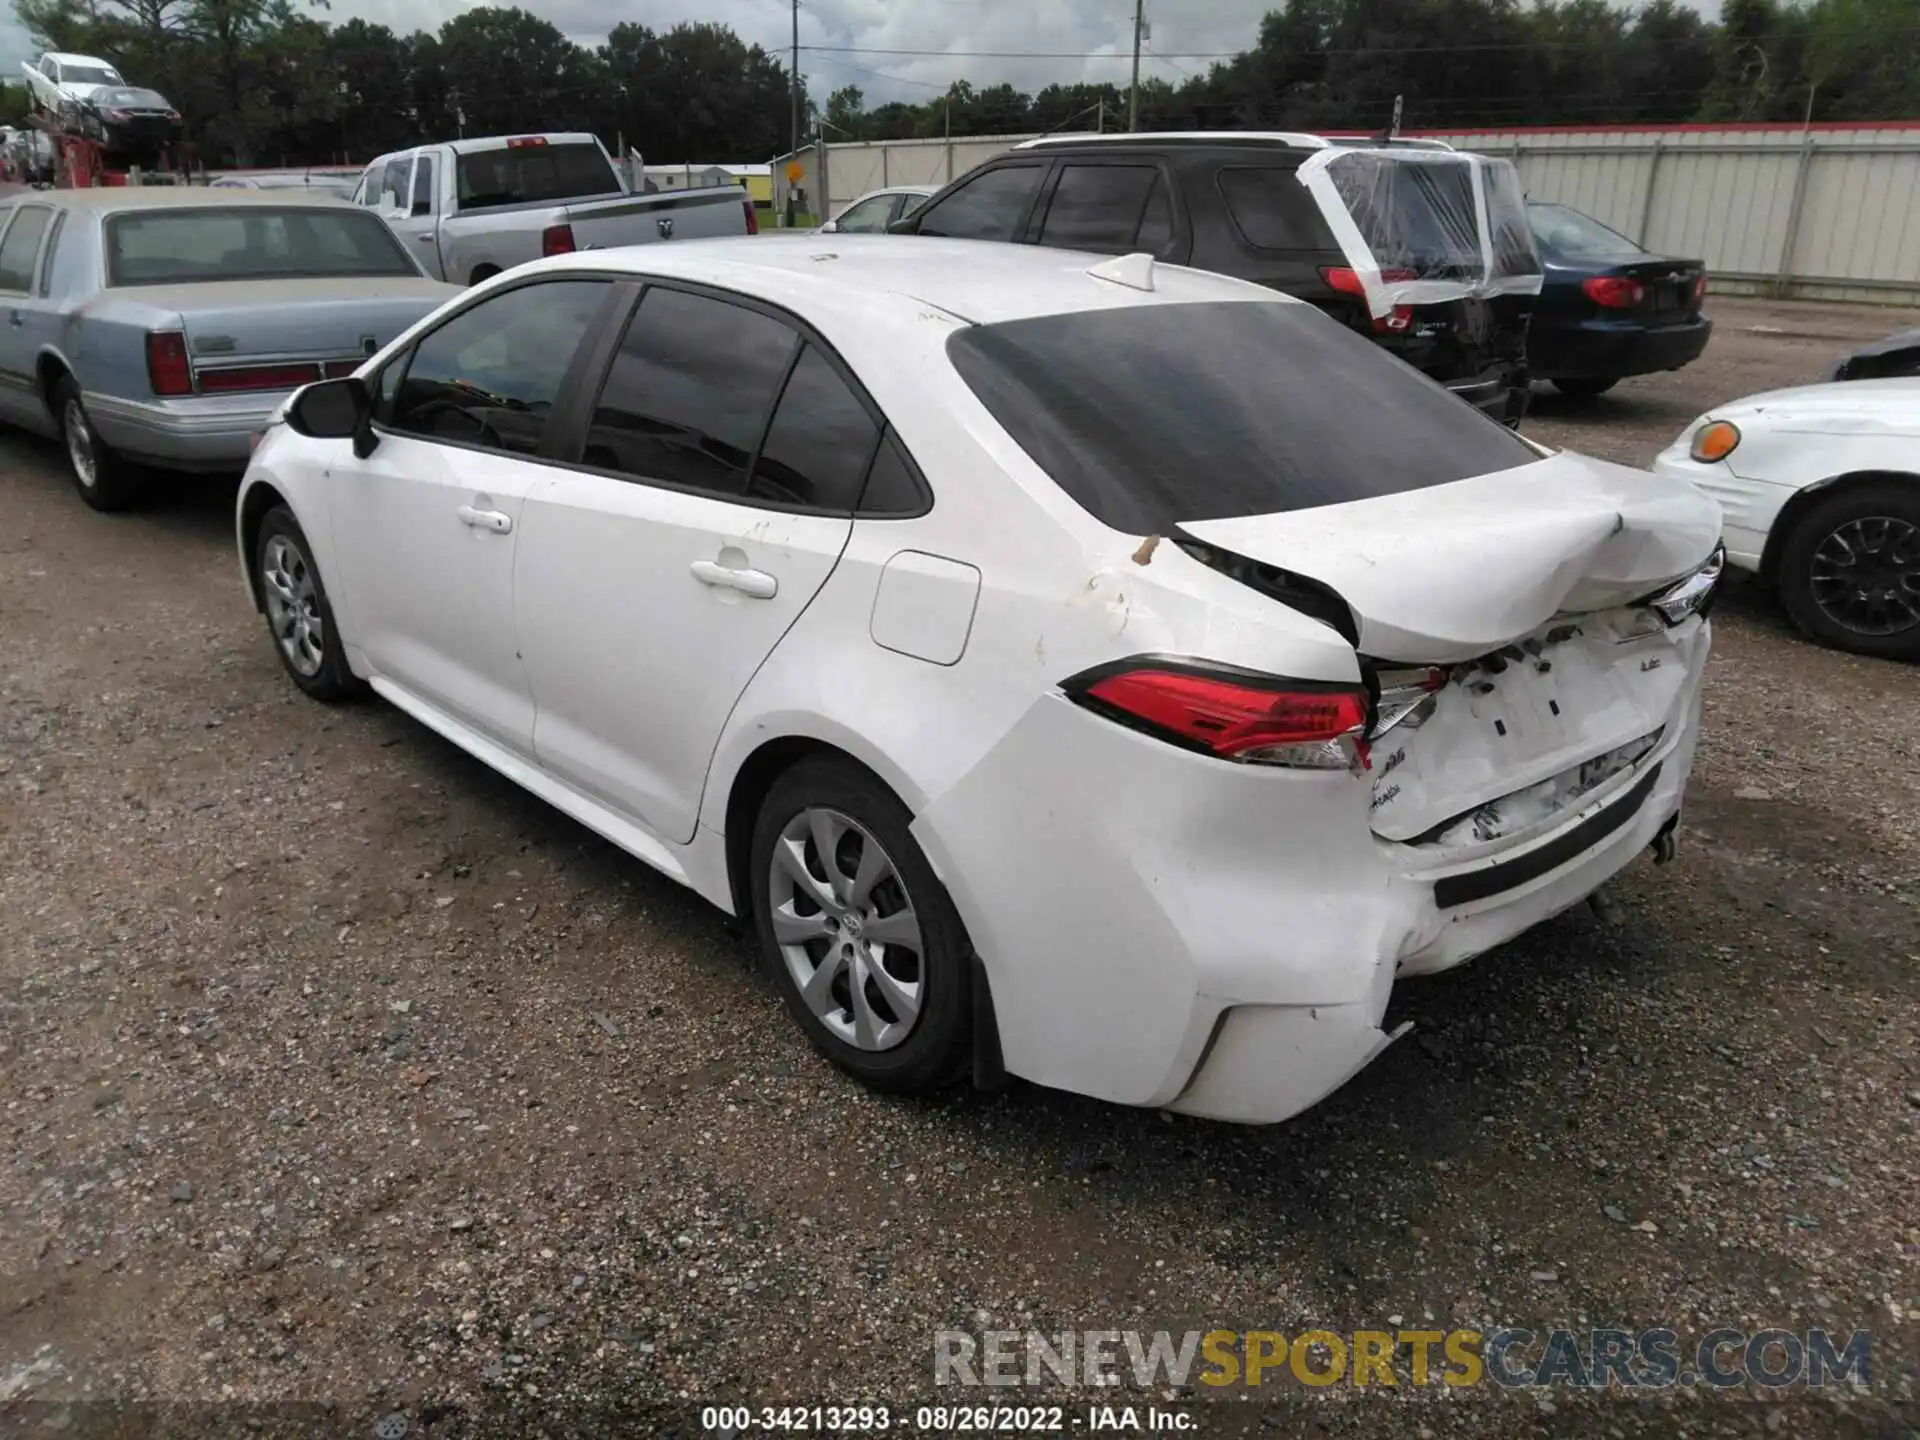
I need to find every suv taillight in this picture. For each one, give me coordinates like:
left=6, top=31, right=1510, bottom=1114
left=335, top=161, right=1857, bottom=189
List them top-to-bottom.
left=743, top=199, right=759, bottom=235
left=541, top=223, right=576, bottom=257
left=1320, top=265, right=1417, bottom=333
left=146, top=331, right=192, bottom=396
left=1064, top=660, right=1371, bottom=771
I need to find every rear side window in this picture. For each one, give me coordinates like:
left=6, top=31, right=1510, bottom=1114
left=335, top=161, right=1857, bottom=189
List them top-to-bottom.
left=456, top=142, right=620, bottom=210
left=913, top=165, right=1046, bottom=242
left=1038, top=165, right=1167, bottom=253
left=1217, top=168, right=1337, bottom=251
left=0, top=207, right=52, bottom=291
left=583, top=287, right=796, bottom=498
left=946, top=300, right=1536, bottom=535
left=747, top=345, right=881, bottom=510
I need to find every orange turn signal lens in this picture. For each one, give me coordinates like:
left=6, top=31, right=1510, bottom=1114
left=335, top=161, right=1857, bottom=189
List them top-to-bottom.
left=1689, top=419, right=1740, bottom=463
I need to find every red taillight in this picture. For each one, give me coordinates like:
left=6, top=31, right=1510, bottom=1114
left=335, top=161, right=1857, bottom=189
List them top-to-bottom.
left=506, top=136, right=549, bottom=149
left=743, top=199, right=759, bottom=235
left=541, top=223, right=575, bottom=257
left=1320, top=265, right=1417, bottom=333
left=1692, top=273, right=1708, bottom=304
left=1582, top=275, right=1644, bottom=309
left=145, top=331, right=191, bottom=396
left=197, top=363, right=322, bottom=393
left=1068, top=662, right=1371, bottom=771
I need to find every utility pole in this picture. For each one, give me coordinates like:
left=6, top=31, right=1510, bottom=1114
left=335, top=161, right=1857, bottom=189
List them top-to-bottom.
left=790, top=0, right=800, bottom=162
left=1128, top=0, right=1144, bottom=132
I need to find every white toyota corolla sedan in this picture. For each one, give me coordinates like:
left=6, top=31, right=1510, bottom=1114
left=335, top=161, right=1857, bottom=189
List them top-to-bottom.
left=235, top=237, right=1722, bottom=1125
left=1654, top=376, right=1920, bottom=661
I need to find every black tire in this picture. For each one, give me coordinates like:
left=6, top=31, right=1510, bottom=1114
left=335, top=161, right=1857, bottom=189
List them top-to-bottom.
left=468, top=265, right=501, bottom=286
left=1552, top=376, right=1619, bottom=398
left=54, top=377, right=140, bottom=512
left=1776, top=479, right=1920, bottom=661
left=254, top=505, right=364, bottom=701
left=749, top=757, right=972, bottom=1093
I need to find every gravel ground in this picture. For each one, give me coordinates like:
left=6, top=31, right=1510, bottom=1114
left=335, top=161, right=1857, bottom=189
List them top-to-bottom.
left=2, top=296, right=1916, bottom=1440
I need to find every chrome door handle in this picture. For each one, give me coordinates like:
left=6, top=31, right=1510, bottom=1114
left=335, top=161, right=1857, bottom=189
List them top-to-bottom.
left=413, top=233, right=434, bottom=243
left=456, top=504, right=512, bottom=534
left=689, top=559, right=777, bottom=599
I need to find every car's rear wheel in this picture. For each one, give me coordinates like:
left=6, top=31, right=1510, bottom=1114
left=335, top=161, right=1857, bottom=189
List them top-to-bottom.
left=1552, top=376, right=1618, bottom=398
left=55, top=378, right=139, bottom=512
left=1777, top=480, right=1920, bottom=660
left=255, top=505, right=363, bottom=700
left=749, top=757, right=971, bottom=1093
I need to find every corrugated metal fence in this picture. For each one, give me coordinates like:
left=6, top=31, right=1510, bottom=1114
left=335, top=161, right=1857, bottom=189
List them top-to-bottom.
left=776, top=123, right=1920, bottom=305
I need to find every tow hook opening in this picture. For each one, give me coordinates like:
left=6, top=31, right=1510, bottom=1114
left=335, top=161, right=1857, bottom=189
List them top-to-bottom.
left=1649, top=814, right=1679, bottom=866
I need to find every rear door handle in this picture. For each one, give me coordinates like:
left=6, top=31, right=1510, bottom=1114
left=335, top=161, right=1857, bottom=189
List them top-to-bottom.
left=456, top=504, right=512, bottom=534
left=690, top=559, right=777, bottom=599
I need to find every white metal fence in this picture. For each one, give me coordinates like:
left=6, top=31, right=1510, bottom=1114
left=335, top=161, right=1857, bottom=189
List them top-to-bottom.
left=775, top=123, right=1920, bottom=305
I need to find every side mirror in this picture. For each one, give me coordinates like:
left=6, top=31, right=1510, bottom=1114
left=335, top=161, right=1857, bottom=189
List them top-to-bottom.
left=818, top=219, right=838, bottom=233
left=285, top=376, right=375, bottom=456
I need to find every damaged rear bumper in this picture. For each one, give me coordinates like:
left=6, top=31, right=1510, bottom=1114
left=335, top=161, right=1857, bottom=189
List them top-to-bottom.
left=911, top=622, right=1708, bottom=1128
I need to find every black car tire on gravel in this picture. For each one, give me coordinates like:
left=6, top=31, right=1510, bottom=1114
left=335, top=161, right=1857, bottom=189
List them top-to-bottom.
left=1552, top=376, right=1619, bottom=398
left=55, top=377, right=140, bottom=512
left=1776, top=478, right=1920, bottom=661
left=254, top=505, right=364, bottom=701
left=749, top=756, right=973, bottom=1094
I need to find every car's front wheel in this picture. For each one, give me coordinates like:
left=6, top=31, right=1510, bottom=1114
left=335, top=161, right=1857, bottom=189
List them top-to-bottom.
left=1552, top=376, right=1618, bottom=398
left=1777, top=479, right=1920, bottom=660
left=254, top=505, right=363, bottom=700
left=749, top=757, right=972, bottom=1093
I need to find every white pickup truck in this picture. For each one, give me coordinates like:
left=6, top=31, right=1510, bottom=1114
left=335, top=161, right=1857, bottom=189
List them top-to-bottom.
left=351, top=132, right=755, bottom=286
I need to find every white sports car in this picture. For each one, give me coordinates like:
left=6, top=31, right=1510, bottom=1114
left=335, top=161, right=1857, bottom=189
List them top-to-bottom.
left=235, top=238, right=1721, bottom=1125
left=1655, top=377, right=1919, bottom=660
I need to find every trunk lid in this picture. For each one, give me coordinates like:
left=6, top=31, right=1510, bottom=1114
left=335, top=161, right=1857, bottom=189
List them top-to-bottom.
left=1614, top=258, right=1705, bottom=321
left=112, top=279, right=454, bottom=362
left=1177, top=451, right=1720, bottom=665
left=1179, top=452, right=1718, bottom=853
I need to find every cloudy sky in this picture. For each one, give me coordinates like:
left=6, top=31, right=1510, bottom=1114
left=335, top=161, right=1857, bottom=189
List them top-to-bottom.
left=3, top=0, right=1709, bottom=106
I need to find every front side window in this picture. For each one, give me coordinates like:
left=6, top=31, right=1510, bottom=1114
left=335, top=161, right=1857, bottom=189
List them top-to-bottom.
left=410, top=155, right=435, bottom=215
left=378, top=157, right=411, bottom=211
left=913, top=165, right=1047, bottom=242
left=1038, top=165, right=1166, bottom=253
left=833, top=195, right=894, bottom=234
left=0, top=207, right=52, bottom=292
left=104, top=207, right=417, bottom=284
left=386, top=279, right=610, bottom=456
left=582, top=287, right=796, bottom=498
left=947, top=299, right=1536, bottom=534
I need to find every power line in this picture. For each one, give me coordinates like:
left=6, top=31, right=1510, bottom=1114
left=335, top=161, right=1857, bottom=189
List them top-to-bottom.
left=798, top=25, right=1920, bottom=61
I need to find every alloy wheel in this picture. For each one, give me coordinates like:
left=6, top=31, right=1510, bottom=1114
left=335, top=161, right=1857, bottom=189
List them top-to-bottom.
left=64, top=399, right=96, bottom=490
left=1809, top=515, right=1920, bottom=637
left=260, top=534, right=326, bottom=677
left=766, top=806, right=924, bottom=1052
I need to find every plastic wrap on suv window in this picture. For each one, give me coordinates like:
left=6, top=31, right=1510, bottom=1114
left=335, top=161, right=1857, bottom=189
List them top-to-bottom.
left=1295, top=149, right=1543, bottom=321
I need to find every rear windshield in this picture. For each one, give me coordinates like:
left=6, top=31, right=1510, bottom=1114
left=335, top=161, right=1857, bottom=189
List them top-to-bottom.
left=61, top=63, right=120, bottom=86
left=98, top=88, right=168, bottom=108
left=454, top=142, right=619, bottom=210
left=1331, top=156, right=1481, bottom=277
left=1527, top=202, right=1647, bottom=261
left=105, top=207, right=417, bottom=285
left=946, top=300, right=1536, bottom=535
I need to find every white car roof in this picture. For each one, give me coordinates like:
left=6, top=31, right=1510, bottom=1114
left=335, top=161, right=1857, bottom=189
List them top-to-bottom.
left=45, top=52, right=117, bottom=66
left=513, top=234, right=1296, bottom=329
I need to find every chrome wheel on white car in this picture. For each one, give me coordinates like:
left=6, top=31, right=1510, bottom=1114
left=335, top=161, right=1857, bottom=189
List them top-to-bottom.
left=252, top=506, right=362, bottom=702
left=260, top=533, right=327, bottom=678
left=750, top=759, right=971, bottom=1091
left=768, top=806, right=923, bottom=1052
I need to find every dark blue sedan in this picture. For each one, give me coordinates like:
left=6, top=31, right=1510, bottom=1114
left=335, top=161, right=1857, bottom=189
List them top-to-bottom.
left=1526, top=201, right=1712, bottom=398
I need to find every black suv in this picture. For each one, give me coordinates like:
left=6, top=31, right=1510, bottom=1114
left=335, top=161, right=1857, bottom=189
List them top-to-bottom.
left=890, top=133, right=1534, bottom=425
